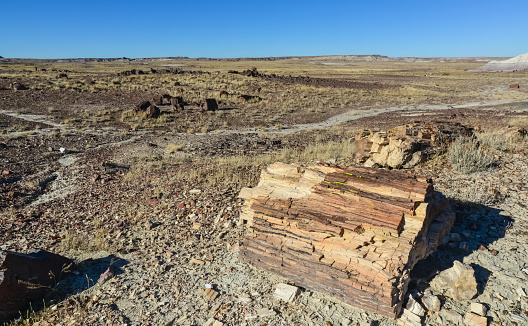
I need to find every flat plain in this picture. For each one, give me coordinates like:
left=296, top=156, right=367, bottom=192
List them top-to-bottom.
left=1, top=56, right=528, bottom=325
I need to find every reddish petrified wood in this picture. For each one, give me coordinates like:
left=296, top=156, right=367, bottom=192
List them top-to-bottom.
left=238, top=163, right=454, bottom=318
left=0, top=250, right=72, bottom=324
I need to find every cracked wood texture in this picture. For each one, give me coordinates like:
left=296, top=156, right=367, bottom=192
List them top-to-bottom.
left=238, top=162, right=455, bottom=318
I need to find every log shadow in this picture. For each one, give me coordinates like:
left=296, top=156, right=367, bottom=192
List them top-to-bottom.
left=410, top=201, right=511, bottom=294
left=25, top=255, right=129, bottom=320
left=56, top=255, right=129, bottom=295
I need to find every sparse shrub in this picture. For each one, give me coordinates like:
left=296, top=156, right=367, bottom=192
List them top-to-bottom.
left=509, top=117, right=528, bottom=128
left=448, top=137, right=494, bottom=173
left=166, top=143, right=183, bottom=153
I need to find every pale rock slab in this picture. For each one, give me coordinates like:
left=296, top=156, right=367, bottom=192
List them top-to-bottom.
left=430, top=261, right=477, bottom=301
left=274, top=283, right=301, bottom=302
left=421, top=292, right=441, bottom=312
left=470, top=302, right=487, bottom=316
left=397, top=308, right=423, bottom=326
left=464, top=312, right=488, bottom=326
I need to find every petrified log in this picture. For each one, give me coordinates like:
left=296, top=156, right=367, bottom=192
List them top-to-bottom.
left=171, top=96, right=185, bottom=111
left=200, top=98, right=218, bottom=112
left=135, top=100, right=151, bottom=113
left=146, top=105, right=160, bottom=118
left=353, top=122, right=474, bottom=169
left=238, top=163, right=455, bottom=318
left=0, top=250, right=72, bottom=323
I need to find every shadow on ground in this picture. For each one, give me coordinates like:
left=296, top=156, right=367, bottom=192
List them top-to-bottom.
left=411, top=201, right=512, bottom=294
left=12, top=255, right=129, bottom=324
left=56, top=255, right=129, bottom=295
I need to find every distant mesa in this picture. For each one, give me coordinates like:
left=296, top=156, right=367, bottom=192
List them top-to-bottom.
left=469, top=52, right=528, bottom=72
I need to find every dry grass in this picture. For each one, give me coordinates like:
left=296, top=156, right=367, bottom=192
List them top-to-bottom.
left=3, top=58, right=527, bottom=131
left=448, top=136, right=495, bottom=174
left=125, top=138, right=355, bottom=189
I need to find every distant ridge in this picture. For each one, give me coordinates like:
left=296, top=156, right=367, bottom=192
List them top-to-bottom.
left=469, top=52, right=528, bottom=72
left=0, top=55, right=509, bottom=64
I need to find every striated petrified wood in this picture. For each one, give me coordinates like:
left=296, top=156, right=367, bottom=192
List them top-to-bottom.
left=238, top=162, right=455, bottom=318
left=0, top=250, right=72, bottom=324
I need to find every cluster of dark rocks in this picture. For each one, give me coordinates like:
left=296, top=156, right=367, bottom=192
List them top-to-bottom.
left=134, top=94, right=218, bottom=118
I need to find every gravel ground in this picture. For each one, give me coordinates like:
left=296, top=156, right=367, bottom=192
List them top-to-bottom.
left=1, top=100, right=528, bottom=326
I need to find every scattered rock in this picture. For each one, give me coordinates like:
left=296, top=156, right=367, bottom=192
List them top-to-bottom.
left=10, top=82, right=28, bottom=90
left=200, top=98, right=218, bottom=112
left=135, top=100, right=151, bottom=113
left=430, top=261, right=478, bottom=301
left=97, top=266, right=114, bottom=285
left=274, top=283, right=300, bottom=303
left=203, top=287, right=219, bottom=301
left=421, top=292, right=441, bottom=312
left=406, top=296, right=425, bottom=317
left=470, top=302, right=488, bottom=316
left=397, top=308, right=423, bottom=326
left=443, top=309, right=463, bottom=325
left=464, top=312, right=488, bottom=326
left=203, top=318, right=223, bottom=326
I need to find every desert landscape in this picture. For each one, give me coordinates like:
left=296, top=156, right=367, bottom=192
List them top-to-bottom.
left=1, top=54, right=528, bottom=326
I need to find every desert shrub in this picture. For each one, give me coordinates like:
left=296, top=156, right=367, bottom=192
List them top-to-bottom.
left=509, top=117, right=528, bottom=128
left=448, top=137, right=494, bottom=174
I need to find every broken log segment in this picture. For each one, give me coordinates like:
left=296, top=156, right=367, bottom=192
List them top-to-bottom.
left=238, top=162, right=454, bottom=318
left=0, top=250, right=72, bottom=324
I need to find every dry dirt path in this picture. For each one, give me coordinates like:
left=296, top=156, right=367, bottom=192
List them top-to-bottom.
left=2, top=99, right=524, bottom=139
left=210, top=99, right=523, bottom=135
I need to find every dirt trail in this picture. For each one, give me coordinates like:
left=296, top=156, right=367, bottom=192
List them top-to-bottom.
left=2, top=99, right=523, bottom=138
left=212, top=99, right=522, bottom=135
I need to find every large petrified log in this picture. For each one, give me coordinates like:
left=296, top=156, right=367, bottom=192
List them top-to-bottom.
left=353, top=122, right=474, bottom=169
left=238, top=162, right=455, bottom=318
left=0, top=250, right=72, bottom=323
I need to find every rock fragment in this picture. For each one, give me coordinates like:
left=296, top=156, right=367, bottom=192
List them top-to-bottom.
left=353, top=122, right=473, bottom=169
left=430, top=261, right=477, bottom=301
left=97, top=266, right=114, bottom=285
left=274, top=283, right=300, bottom=302
left=203, top=287, right=219, bottom=301
left=421, top=292, right=441, bottom=312
left=406, top=296, right=425, bottom=317
left=470, top=302, right=488, bottom=316
left=397, top=308, right=423, bottom=326
left=443, top=309, right=463, bottom=325
left=464, top=312, right=488, bottom=326
left=203, top=318, right=223, bottom=326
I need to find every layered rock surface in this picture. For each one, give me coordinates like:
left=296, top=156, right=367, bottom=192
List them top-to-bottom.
left=238, top=162, right=456, bottom=317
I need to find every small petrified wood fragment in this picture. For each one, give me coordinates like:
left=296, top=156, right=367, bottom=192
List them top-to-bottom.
left=238, top=163, right=454, bottom=318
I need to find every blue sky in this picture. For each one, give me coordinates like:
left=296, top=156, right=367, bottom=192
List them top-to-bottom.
left=2, top=0, right=527, bottom=59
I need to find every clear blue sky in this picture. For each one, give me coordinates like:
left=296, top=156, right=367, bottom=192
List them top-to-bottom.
left=2, top=0, right=527, bottom=59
